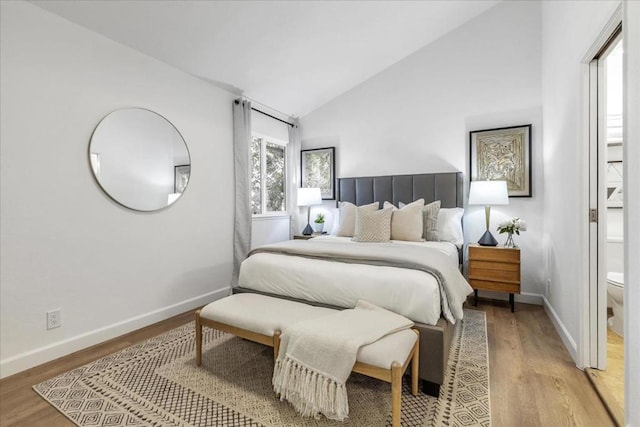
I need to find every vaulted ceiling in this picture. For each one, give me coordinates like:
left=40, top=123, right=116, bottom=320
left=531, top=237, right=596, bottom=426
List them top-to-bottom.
left=31, top=0, right=500, bottom=117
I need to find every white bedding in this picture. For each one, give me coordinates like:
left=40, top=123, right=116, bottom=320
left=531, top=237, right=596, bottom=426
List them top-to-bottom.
left=238, top=236, right=463, bottom=325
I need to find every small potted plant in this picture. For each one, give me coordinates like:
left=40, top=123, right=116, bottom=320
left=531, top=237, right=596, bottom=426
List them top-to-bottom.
left=314, top=213, right=325, bottom=233
left=497, top=217, right=527, bottom=248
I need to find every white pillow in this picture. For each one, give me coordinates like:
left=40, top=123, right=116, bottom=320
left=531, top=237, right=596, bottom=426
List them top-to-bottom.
left=383, top=199, right=424, bottom=241
left=399, top=200, right=441, bottom=241
left=336, top=201, right=378, bottom=237
left=352, top=207, right=393, bottom=242
left=437, top=207, right=464, bottom=247
left=329, top=208, right=340, bottom=235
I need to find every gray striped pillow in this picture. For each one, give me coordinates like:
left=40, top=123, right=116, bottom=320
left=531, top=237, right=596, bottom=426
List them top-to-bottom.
left=423, top=200, right=441, bottom=241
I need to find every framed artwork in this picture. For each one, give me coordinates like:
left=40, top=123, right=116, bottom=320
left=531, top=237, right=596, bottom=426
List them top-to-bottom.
left=470, top=124, right=532, bottom=197
left=301, top=147, right=335, bottom=200
left=174, top=165, right=190, bottom=193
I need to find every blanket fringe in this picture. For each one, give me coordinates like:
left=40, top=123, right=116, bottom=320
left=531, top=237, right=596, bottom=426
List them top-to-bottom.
left=272, top=356, right=349, bottom=421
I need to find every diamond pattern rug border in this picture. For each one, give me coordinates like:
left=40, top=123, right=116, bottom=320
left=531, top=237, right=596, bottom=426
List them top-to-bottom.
left=33, top=309, right=490, bottom=427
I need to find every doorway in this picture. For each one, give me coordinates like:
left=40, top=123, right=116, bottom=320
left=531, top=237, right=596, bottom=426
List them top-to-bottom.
left=586, top=26, right=625, bottom=426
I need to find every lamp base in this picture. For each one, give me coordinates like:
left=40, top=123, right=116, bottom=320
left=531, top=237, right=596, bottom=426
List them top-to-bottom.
left=302, top=223, right=314, bottom=236
left=477, top=230, right=498, bottom=246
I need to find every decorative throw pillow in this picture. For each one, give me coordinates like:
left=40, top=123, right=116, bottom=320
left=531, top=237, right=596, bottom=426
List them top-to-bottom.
left=383, top=199, right=424, bottom=241
left=423, top=200, right=441, bottom=241
left=336, top=202, right=378, bottom=237
left=352, top=207, right=393, bottom=242
left=437, top=207, right=464, bottom=247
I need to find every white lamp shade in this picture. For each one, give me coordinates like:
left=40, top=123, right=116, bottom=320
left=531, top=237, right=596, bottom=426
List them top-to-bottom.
left=468, top=180, right=509, bottom=206
left=297, top=187, right=322, bottom=206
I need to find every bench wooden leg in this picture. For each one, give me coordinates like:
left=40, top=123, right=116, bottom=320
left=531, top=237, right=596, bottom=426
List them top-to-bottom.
left=195, top=310, right=202, bottom=366
left=273, top=330, right=281, bottom=361
left=411, top=337, right=419, bottom=396
left=391, top=361, right=402, bottom=427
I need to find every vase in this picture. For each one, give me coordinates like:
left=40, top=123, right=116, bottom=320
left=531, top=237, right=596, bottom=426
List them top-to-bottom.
left=314, top=223, right=324, bottom=233
left=504, top=233, right=516, bottom=248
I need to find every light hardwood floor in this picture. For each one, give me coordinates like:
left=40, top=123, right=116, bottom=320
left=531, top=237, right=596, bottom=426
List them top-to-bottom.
left=477, top=300, right=614, bottom=427
left=0, top=301, right=614, bottom=426
left=586, top=327, right=625, bottom=426
left=602, top=328, right=625, bottom=410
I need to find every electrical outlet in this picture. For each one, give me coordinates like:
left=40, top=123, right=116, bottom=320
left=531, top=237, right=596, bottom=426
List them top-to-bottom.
left=47, top=309, right=61, bottom=330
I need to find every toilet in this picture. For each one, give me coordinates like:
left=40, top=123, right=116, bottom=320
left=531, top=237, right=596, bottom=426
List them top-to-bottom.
left=607, top=272, right=624, bottom=336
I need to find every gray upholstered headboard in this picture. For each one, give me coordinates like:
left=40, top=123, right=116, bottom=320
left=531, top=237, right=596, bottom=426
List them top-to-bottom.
left=337, top=172, right=463, bottom=208
left=337, top=172, right=464, bottom=263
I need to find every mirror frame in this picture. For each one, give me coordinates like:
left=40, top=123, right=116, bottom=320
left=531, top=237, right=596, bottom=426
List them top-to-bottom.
left=88, top=108, right=191, bottom=212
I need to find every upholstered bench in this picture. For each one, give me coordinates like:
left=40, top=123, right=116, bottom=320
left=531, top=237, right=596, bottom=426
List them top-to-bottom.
left=195, top=293, right=419, bottom=427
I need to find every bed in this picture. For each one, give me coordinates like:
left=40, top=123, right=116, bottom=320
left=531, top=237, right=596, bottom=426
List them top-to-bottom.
left=234, top=172, right=469, bottom=396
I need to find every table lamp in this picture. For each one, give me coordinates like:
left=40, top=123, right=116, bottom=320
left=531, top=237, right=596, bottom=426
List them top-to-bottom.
left=468, top=180, right=509, bottom=246
left=297, top=187, right=322, bottom=235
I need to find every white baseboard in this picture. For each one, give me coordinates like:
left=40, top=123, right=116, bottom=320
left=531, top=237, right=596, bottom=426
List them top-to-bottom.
left=0, top=287, right=231, bottom=379
left=542, top=295, right=578, bottom=362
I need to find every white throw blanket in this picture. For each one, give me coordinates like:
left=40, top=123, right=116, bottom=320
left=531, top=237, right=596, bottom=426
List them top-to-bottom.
left=272, top=300, right=414, bottom=421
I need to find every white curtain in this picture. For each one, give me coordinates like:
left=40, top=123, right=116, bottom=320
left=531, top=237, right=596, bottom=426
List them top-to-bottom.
left=232, top=99, right=252, bottom=286
left=287, top=121, right=301, bottom=237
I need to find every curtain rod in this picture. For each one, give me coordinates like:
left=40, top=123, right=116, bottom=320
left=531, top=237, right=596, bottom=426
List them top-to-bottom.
left=235, top=98, right=295, bottom=127
left=251, top=107, right=294, bottom=127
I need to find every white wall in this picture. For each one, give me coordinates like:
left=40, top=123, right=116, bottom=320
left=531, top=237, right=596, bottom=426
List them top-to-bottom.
left=0, top=1, right=234, bottom=377
left=300, top=1, right=544, bottom=300
left=252, top=111, right=290, bottom=143
left=251, top=216, right=290, bottom=248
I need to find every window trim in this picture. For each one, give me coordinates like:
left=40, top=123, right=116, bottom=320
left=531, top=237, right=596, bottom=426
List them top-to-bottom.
left=252, top=132, right=288, bottom=216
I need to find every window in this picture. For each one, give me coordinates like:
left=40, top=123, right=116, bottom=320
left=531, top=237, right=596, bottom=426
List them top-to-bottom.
left=251, top=135, right=286, bottom=215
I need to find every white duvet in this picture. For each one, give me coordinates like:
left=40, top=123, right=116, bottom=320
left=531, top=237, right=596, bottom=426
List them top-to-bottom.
left=238, top=236, right=466, bottom=325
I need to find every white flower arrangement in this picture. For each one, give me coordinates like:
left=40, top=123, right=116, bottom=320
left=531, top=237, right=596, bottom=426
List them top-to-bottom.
left=497, top=217, right=527, bottom=235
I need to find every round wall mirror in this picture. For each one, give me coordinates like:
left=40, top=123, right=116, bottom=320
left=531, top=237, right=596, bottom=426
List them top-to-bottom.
left=89, top=108, right=191, bottom=211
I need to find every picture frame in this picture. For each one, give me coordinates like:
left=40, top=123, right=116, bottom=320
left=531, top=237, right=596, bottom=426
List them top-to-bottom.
left=470, top=124, right=532, bottom=197
left=301, top=147, right=335, bottom=200
left=174, top=165, right=190, bottom=194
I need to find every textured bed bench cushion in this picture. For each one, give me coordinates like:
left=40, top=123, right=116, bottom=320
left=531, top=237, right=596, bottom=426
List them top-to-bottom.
left=195, top=293, right=419, bottom=426
left=199, top=293, right=335, bottom=336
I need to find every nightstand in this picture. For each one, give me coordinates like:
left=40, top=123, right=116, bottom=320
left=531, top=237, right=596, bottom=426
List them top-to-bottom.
left=293, top=233, right=325, bottom=240
left=293, top=233, right=322, bottom=240
left=293, top=234, right=313, bottom=240
left=467, top=244, right=521, bottom=312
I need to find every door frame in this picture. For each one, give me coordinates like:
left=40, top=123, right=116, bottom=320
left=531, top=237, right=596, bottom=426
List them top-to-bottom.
left=580, top=6, right=622, bottom=370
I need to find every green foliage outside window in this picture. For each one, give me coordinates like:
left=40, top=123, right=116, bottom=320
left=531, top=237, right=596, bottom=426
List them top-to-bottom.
left=251, top=136, right=286, bottom=214
left=251, top=138, right=262, bottom=214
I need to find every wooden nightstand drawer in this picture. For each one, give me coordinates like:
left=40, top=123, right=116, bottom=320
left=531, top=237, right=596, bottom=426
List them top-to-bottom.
left=469, top=246, right=520, bottom=263
left=469, top=260, right=520, bottom=272
left=468, top=267, right=519, bottom=283
left=469, top=279, right=520, bottom=294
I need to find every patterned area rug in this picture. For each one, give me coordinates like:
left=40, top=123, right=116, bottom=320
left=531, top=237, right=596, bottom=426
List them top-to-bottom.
left=34, top=309, right=490, bottom=426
